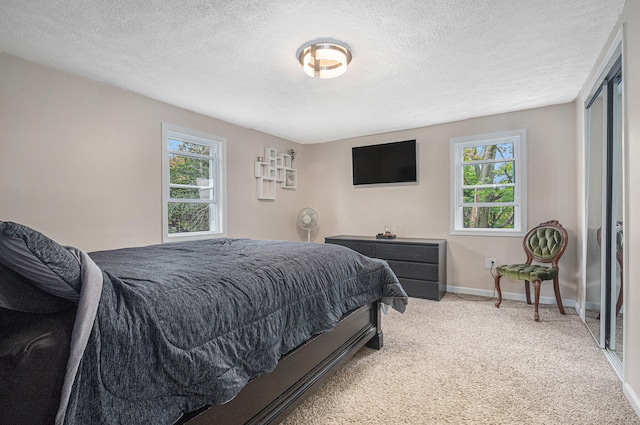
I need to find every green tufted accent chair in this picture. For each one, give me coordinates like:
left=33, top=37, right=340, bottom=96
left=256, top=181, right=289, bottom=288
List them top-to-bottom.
left=494, top=220, right=568, bottom=321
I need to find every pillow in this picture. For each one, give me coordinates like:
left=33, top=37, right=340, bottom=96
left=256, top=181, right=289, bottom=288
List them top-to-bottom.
left=0, top=221, right=81, bottom=302
left=0, top=263, right=74, bottom=313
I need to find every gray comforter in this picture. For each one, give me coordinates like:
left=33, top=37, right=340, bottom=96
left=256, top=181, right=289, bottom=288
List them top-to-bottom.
left=58, top=238, right=407, bottom=425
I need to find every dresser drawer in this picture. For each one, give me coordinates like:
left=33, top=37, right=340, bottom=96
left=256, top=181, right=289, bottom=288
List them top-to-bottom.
left=325, top=239, right=376, bottom=258
left=376, top=243, right=439, bottom=263
left=386, top=260, right=438, bottom=281
left=398, top=278, right=442, bottom=300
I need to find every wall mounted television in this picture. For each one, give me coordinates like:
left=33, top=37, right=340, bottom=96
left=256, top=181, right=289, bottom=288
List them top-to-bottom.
left=352, top=139, right=417, bottom=185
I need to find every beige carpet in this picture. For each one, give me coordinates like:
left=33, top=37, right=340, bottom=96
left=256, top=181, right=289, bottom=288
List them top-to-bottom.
left=281, top=294, right=639, bottom=425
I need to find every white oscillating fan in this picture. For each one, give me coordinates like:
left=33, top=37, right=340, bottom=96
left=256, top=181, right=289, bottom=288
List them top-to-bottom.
left=297, top=207, right=319, bottom=242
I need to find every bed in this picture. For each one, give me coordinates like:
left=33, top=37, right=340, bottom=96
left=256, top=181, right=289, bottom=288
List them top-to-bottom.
left=0, top=221, right=408, bottom=425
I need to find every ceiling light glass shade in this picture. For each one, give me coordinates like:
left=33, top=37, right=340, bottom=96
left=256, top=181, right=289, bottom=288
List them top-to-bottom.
left=297, top=40, right=352, bottom=79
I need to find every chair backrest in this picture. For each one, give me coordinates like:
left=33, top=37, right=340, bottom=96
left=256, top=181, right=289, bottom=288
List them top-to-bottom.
left=523, top=220, right=568, bottom=267
left=596, top=221, right=623, bottom=268
left=615, top=221, right=623, bottom=263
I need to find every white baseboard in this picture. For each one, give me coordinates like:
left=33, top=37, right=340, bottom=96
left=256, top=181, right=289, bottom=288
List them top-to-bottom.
left=446, top=284, right=577, bottom=309
left=575, top=300, right=585, bottom=321
left=583, top=300, right=601, bottom=311
left=624, top=382, right=640, bottom=420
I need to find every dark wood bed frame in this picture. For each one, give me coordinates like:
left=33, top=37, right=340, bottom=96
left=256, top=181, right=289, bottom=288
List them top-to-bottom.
left=0, top=300, right=382, bottom=425
left=178, top=300, right=383, bottom=425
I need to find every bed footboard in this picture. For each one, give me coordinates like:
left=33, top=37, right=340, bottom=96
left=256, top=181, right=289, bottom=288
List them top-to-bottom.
left=179, top=300, right=382, bottom=425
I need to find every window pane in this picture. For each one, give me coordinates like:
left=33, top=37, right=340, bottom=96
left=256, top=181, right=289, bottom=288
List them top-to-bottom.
left=168, top=139, right=211, bottom=156
left=462, top=142, right=513, bottom=162
left=169, top=154, right=211, bottom=185
left=463, top=161, right=514, bottom=186
left=170, top=178, right=214, bottom=200
left=463, top=186, right=514, bottom=203
left=169, top=188, right=214, bottom=200
left=170, top=188, right=199, bottom=199
left=168, top=203, right=211, bottom=234
left=463, top=206, right=515, bottom=229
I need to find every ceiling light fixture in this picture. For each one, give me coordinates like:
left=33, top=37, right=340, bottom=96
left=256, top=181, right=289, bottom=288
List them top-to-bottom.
left=296, top=39, right=352, bottom=79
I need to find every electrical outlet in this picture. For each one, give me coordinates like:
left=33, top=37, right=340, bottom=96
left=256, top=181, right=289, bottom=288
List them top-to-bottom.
left=485, top=258, right=496, bottom=269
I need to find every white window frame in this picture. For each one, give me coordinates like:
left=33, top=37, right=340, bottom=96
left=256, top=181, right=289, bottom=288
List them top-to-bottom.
left=162, top=123, right=227, bottom=242
left=450, top=129, right=527, bottom=236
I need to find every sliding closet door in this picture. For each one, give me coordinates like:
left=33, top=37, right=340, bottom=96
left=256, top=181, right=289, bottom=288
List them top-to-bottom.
left=584, top=55, right=623, bottom=369
left=609, top=70, right=623, bottom=363
left=585, top=87, right=605, bottom=347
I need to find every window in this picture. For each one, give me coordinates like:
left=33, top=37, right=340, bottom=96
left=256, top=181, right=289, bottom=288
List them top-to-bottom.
left=162, top=123, right=226, bottom=242
left=450, top=129, right=527, bottom=236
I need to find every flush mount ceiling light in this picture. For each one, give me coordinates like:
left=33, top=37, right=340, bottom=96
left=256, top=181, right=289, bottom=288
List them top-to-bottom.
left=296, top=39, right=352, bottom=79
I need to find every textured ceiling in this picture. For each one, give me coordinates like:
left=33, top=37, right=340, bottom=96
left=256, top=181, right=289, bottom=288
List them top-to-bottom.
left=0, top=0, right=626, bottom=143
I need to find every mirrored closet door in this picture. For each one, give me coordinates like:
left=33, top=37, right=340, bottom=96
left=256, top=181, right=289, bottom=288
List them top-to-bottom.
left=584, top=54, right=623, bottom=370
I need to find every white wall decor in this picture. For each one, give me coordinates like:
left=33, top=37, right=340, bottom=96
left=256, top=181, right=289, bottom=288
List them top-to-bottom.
left=255, top=148, right=297, bottom=200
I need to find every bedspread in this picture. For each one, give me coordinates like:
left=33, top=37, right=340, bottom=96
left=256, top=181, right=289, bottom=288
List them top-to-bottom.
left=58, top=238, right=407, bottom=425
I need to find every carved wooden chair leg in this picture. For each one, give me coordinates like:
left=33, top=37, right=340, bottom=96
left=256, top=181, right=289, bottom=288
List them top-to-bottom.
left=615, top=269, right=624, bottom=316
left=598, top=272, right=623, bottom=320
left=494, top=274, right=503, bottom=308
left=553, top=275, right=565, bottom=315
left=524, top=280, right=531, bottom=304
left=533, top=280, right=542, bottom=321
left=616, top=286, right=624, bottom=316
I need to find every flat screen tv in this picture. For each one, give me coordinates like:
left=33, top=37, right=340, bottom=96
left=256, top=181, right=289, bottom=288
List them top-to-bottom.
left=352, top=140, right=417, bottom=185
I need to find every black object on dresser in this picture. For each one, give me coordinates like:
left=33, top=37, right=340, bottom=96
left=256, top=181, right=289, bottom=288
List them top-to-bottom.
left=325, top=235, right=447, bottom=300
